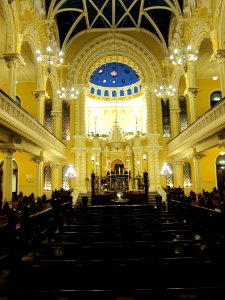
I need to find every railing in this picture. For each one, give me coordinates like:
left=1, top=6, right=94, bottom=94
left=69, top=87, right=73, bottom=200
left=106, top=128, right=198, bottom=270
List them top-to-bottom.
left=0, top=89, right=66, bottom=159
left=167, top=98, right=225, bottom=156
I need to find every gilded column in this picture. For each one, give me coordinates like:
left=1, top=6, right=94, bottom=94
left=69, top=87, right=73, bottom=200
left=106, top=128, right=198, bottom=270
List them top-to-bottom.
left=211, top=50, right=225, bottom=98
left=3, top=53, right=22, bottom=101
left=79, top=85, right=86, bottom=135
left=143, top=85, right=153, bottom=132
left=187, top=87, right=200, bottom=123
left=33, top=90, right=47, bottom=125
left=51, top=91, right=61, bottom=138
left=170, top=94, right=180, bottom=137
left=0, top=144, right=16, bottom=205
left=191, top=149, right=205, bottom=195
left=32, top=153, right=44, bottom=198
left=174, top=161, right=183, bottom=188
left=50, top=163, right=60, bottom=191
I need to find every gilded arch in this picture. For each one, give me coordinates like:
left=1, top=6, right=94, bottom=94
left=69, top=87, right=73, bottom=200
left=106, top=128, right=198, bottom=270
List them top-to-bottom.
left=67, top=33, right=162, bottom=86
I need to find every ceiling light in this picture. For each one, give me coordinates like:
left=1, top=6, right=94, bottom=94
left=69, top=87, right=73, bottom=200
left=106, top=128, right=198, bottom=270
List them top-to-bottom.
left=36, top=26, right=64, bottom=74
left=57, top=86, right=79, bottom=101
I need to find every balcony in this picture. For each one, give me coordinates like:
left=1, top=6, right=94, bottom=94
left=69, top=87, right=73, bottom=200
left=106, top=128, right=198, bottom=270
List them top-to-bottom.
left=0, top=89, right=67, bottom=161
left=167, top=98, right=225, bottom=159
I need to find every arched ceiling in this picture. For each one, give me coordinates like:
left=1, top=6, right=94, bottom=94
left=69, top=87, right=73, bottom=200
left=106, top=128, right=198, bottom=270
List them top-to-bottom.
left=46, top=0, right=183, bottom=50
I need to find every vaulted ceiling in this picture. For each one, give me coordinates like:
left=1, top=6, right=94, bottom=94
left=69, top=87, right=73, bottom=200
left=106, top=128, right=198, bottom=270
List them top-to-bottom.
left=46, top=0, right=183, bottom=50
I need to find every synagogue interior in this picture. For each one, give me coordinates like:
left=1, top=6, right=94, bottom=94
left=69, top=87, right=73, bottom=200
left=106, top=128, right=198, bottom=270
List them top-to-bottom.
left=0, top=0, right=225, bottom=299
left=0, top=0, right=225, bottom=206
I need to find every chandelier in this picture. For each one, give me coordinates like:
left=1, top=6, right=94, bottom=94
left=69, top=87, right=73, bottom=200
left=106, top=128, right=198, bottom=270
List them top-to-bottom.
left=36, top=26, right=64, bottom=74
left=169, top=44, right=198, bottom=70
left=154, top=81, right=176, bottom=100
left=57, top=86, right=79, bottom=101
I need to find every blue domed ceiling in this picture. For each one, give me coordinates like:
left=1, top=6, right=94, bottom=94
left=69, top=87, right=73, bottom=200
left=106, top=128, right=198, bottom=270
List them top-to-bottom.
left=89, top=62, right=140, bottom=88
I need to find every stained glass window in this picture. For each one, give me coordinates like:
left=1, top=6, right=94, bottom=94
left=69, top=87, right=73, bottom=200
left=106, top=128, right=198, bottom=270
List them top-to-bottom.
left=179, top=96, right=188, bottom=131
left=45, top=99, right=52, bottom=132
left=62, top=100, right=70, bottom=141
left=183, top=162, right=191, bottom=187
left=166, top=163, right=173, bottom=187
left=62, top=165, right=70, bottom=191
left=44, top=166, right=51, bottom=191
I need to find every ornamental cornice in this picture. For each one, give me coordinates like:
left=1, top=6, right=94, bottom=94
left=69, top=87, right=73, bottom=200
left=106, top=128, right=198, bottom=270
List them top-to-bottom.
left=211, top=49, right=225, bottom=63
left=3, top=53, right=25, bottom=68
left=187, top=87, right=200, bottom=96
left=32, top=90, right=47, bottom=100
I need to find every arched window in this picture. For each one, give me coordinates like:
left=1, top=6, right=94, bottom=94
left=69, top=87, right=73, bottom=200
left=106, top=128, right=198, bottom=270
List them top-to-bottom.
left=134, top=86, right=138, bottom=94
left=91, top=87, right=95, bottom=94
left=127, top=88, right=132, bottom=95
left=97, top=89, right=101, bottom=96
left=104, top=90, right=109, bottom=97
left=112, top=90, right=116, bottom=97
left=120, top=90, right=125, bottom=97
left=210, top=91, right=222, bottom=107
left=15, top=95, right=21, bottom=106
left=179, top=96, right=188, bottom=131
left=45, top=99, right=52, bottom=132
left=161, top=99, right=171, bottom=137
left=62, top=100, right=70, bottom=141
left=216, top=153, right=225, bottom=190
left=161, top=162, right=173, bottom=188
left=183, top=162, right=191, bottom=187
left=166, top=163, right=173, bottom=187
left=62, top=165, right=70, bottom=190
left=44, top=166, right=52, bottom=191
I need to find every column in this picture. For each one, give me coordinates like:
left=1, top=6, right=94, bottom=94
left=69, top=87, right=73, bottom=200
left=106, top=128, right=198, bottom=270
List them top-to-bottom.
left=211, top=49, right=225, bottom=98
left=3, top=53, right=22, bottom=101
left=80, top=85, right=86, bottom=135
left=187, top=87, right=200, bottom=123
left=32, top=90, right=47, bottom=125
left=51, top=91, right=61, bottom=138
left=170, top=105, right=181, bottom=137
left=51, top=111, right=61, bottom=139
left=0, top=144, right=16, bottom=205
left=191, top=149, right=205, bottom=195
left=32, top=153, right=44, bottom=198
left=174, top=161, right=183, bottom=188
left=51, top=163, right=60, bottom=191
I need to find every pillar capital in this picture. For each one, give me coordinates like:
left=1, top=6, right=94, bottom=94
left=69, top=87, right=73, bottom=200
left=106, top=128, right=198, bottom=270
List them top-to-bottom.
left=211, top=49, right=225, bottom=63
left=3, top=53, right=25, bottom=68
left=186, top=87, right=200, bottom=96
left=32, top=90, right=47, bottom=100
left=0, top=143, right=17, bottom=156
left=190, top=148, right=206, bottom=160
left=32, top=156, right=44, bottom=164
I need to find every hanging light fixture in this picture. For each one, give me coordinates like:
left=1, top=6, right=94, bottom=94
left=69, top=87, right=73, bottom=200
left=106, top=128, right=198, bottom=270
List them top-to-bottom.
left=36, top=26, right=64, bottom=74
left=169, top=38, right=198, bottom=72
left=154, top=62, right=176, bottom=101
left=154, top=81, right=176, bottom=100
left=57, top=86, right=79, bottom=101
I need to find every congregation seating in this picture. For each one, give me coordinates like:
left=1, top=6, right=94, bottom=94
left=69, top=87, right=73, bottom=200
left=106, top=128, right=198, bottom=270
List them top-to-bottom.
left=6, top=200, right=225, bottom=299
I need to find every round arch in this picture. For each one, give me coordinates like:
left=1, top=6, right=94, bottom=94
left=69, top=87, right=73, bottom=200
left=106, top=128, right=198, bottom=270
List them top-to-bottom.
left=67, top=33, right=161, bottom=85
